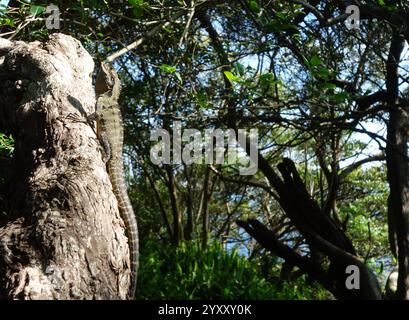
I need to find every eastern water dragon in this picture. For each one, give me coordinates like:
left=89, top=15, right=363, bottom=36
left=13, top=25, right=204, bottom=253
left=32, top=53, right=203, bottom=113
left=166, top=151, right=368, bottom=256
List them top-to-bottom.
left=93, top=61, right=138, bottom=299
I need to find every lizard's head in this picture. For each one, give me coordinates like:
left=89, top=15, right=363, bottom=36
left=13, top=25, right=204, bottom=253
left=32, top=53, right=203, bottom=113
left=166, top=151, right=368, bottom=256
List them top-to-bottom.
left=95, top=61, right=120, bottom=95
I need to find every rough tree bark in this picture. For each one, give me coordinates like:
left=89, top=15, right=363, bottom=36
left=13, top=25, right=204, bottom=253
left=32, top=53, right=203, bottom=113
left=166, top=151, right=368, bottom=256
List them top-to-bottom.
left=385, top=31, right=409, bottom=300
left=0, top=34, right=131, bottom=299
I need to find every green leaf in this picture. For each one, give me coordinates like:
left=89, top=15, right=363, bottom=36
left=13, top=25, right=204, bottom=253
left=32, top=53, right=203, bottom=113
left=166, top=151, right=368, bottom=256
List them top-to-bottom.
left=129, top=0, right=144, bottom=6
left=129, top=0, right=145, bottom=17
left=248, top=0, right=260, bottom=13
left=377, top=0, right=396, bottom=11
left=30, top=5, right=45, bottom=16
left=133, top=7, right=144, bottom=18
left=275, top=12, right=287, bottom=20
left=1, top=18, right=14, bottom=27
left=265, top=21, right=299, bottom=33
left=310, top=55, right=323, bottom=67
left=234, top=62, right=245, bottom=76
left=159, top=64, right=177, bottom=74
left=315, top=67, right=330, bottom=80
left=224, top=71, right=241, bottom=83
left=175, top=72, right=183, bottom=84
left=259, top=73, right=274, bottom=83
left=259, top=73, right=283, bottom=90
left=324, top=83, right=336, bottom=90
left=197, top=91, right=208, bottom=109
left=332, top=92, right=349, bottom=102
left=0, top=133, right=14, bottom=155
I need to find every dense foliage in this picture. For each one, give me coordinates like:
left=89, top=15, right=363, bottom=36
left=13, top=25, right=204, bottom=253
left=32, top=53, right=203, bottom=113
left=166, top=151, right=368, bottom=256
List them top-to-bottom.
left=137, top=240, right=330, bottom=300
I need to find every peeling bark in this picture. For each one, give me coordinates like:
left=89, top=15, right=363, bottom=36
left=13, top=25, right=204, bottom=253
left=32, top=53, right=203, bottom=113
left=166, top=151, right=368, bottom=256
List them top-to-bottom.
left=0, top=34, right=131, bottom=299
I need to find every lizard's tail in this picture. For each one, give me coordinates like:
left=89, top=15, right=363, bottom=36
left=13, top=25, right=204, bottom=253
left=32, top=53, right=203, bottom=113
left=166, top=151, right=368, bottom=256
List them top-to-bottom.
left=110, top=164, right=139, bottom=300
left=121, top=200, right=138, bottom=299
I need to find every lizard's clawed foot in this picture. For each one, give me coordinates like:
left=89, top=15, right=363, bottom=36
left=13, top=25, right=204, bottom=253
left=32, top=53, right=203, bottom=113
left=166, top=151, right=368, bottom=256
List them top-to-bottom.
left=64, top=112, right=98, bottom=132
left=65, top=112, right=86, bottom=123
left=87, top=112, right=98, bottom=122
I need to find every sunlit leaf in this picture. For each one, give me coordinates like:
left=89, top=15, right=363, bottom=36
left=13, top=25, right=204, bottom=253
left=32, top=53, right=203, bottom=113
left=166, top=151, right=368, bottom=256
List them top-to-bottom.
left=30, top=5, right=45, bottom=16
left=159, top=64, right=177, bottom=74
left=224, top=71, right=241, bottom=83
left=175, top=72, right=182, bottom=84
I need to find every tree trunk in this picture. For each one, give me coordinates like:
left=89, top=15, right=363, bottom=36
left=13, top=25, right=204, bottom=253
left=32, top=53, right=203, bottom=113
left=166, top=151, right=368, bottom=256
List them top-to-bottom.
left=385, top=32, right=409, bottom=300
left=0, top=34, right=131, bottom=299
left=237, top=158, right=382, bottom=300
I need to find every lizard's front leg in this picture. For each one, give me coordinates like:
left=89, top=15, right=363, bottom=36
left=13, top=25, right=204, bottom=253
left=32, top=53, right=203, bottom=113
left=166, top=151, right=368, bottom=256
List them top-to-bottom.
left=87, top=98, right=103, bottom=125
left=88, top=100, right=111, bottom=163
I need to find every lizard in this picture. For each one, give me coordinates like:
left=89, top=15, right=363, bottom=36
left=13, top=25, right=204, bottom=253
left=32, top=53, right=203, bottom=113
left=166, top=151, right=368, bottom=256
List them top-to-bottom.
left=92, top=61, right=139, bottom=299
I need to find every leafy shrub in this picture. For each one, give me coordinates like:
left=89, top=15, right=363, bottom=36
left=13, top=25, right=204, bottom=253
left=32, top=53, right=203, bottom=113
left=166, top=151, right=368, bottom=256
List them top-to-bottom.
left=136, top=240, right=329, bottom=300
